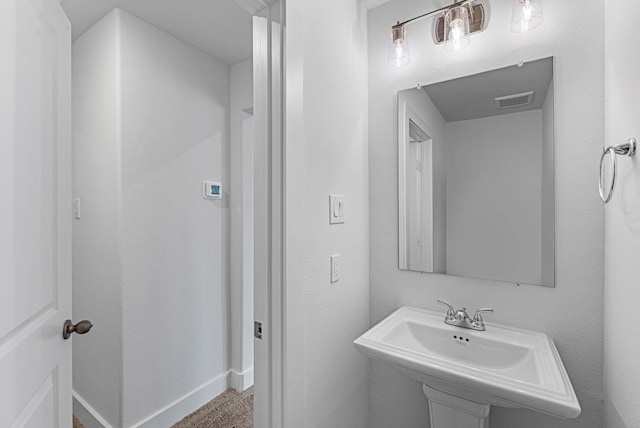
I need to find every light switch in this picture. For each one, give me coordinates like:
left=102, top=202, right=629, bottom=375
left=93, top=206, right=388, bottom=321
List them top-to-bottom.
left=329, top=194, right=345, bottom=224
left=73, top=198, right=81, bottom=219
left=331, top=254, right=340, bottom=283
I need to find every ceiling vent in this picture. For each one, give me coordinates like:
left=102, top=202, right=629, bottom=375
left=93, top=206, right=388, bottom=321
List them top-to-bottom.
left=494, top=91, right=535, bottom=109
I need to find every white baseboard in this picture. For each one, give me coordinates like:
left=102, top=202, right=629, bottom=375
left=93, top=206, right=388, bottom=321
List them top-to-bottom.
left=230, top=367, right=254, bottom=392
left=132, top=370, right=231, bottom=428
left=74, top=371, right=232, bottom=428
left=73, top=392, right=115, bottom=428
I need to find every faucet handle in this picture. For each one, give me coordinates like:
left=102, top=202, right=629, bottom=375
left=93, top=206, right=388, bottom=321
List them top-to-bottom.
left=437, top=300, right=455, bottom=317
left=472, top=308, right=494, bottom=323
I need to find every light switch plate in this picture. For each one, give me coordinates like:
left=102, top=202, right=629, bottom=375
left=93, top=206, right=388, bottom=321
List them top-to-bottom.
left=329, top=194, right=345, bottom=224
left=73, top=198, right=81, bottom=219
left=331, top=254, right=340, bottom=283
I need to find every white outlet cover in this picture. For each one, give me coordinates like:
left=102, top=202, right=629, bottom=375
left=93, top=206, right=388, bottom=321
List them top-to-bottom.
left=331, top=254, right=340, bottom=283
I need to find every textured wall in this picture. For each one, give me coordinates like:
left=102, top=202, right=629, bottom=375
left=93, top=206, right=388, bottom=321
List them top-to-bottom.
left=287, top=0, right=371, bottom=426
left=368, top=0, right=604, bottom=427
left=603, top=0, right=640, bottom=426
left=73, top=9, right=232, bottom=427
left=72, top=10, right=123, bottom=427
left=118, top=10, right=230, bottom=426
left=230, top=57, right=254, bottom=390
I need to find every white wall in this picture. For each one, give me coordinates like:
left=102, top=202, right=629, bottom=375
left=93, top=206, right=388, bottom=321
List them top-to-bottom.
left=285, top=0, right=370, bottom=426
left=603, top=0, right=640, bottom=427
left=368, top=1, right=604, bottom=427
left=73, top=9, right=232, bottom=427
left=118, top=10, right=231, bottom=426
left=72, top=11, right=123, bottom=427
left=230, top=57, right=254, bottom=391
left=541, top=81, right=555, bottom=287
left=445, top=110, right=542, bottom=285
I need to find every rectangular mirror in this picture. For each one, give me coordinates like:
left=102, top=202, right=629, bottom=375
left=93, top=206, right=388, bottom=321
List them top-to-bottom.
left=398, top=57, right=555, bottom=287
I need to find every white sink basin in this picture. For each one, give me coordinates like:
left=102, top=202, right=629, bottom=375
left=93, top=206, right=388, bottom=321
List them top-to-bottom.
left=354, top=306, right=581, bottom=419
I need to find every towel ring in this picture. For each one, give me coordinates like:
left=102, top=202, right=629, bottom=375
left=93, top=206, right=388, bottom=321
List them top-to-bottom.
left=599, top=138, right=636, bottom=203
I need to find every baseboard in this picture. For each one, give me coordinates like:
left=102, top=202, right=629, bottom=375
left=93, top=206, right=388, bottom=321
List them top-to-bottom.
left=230, top=367, right=254, bottom=392
left=131, top=370, right=231, bottom=428
left=74, top=371, right=231, bottom=428
left=73, top=392, right=115, bottom=428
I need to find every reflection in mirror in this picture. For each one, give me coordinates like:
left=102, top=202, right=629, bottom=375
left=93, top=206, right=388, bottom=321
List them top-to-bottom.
left=398, top=57, right=555, bottom=287
left=399, top=104, right=436, bottom=272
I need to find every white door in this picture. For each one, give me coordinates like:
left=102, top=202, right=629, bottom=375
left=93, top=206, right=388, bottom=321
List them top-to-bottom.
left=0, top=0, right=72, bottom=426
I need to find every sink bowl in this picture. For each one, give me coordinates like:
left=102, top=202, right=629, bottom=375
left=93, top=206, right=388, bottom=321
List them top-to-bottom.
left=354, top=306, right=580, bottom=420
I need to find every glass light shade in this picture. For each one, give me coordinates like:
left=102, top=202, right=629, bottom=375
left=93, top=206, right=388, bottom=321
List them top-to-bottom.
left=511, top=0, right=543, bottom=33
left=444, top=5, right=471, bottom=52
left=388, top=27, right=410, bottom=67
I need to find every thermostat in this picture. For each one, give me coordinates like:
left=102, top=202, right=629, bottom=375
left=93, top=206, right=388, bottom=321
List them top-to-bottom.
left=203, top=181, right=222, bottom=199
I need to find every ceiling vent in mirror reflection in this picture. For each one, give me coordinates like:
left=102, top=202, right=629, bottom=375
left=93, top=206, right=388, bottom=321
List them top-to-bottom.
left=495, top=91, right=535, bottom=109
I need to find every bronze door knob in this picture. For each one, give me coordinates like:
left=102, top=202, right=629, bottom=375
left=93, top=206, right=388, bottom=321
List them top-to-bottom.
left=62, top=320, right=93, bottom=340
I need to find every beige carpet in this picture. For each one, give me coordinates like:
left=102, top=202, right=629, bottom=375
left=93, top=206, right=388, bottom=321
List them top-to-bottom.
left=172, top=388, right=254, bottom=428
left=73, top=416, right=84, bottom=428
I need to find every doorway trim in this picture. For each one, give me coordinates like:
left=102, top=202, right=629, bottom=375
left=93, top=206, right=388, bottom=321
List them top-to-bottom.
left=251, top=0, right=305, bottom=426
left=252, top=1, right=305, bottom=427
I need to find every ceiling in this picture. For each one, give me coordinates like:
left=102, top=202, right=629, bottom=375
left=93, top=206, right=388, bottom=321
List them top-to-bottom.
left=61, top=0, right=254, bottom=65
left=424, top=57, right=554, bottom=122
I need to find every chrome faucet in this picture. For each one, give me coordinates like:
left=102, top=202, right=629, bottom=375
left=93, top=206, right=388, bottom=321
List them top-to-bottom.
left=437, top=300, right=493, bottom=331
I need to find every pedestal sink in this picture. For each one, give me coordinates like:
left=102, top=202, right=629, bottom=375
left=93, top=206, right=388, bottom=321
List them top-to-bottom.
left=354, top=307, right=580, bottom=428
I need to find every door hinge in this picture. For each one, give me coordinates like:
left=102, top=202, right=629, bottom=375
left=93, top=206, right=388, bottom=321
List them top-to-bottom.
left=254, top=321, right=263, bottom=339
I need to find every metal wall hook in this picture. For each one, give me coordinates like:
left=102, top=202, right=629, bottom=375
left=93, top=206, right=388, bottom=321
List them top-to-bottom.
left=599, top=138, right=636, bottom=203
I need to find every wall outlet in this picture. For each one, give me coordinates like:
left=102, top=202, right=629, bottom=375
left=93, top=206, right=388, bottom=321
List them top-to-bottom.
left=331, top=254, right=340, bottom=283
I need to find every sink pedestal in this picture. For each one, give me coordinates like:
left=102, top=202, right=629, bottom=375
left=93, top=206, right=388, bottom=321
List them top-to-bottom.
left=423, top=385, right=490, bottom=428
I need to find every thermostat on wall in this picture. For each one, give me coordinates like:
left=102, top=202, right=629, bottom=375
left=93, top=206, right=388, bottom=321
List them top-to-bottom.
left=203, top=181, right=222, bottom=199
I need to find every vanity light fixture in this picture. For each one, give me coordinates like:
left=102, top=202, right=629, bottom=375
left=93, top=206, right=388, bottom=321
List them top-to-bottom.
left=388, top=0, right=485, bottom=67
left=389, top=0, right=544, bottom=67
left=511, top=0, right=543, bottom=33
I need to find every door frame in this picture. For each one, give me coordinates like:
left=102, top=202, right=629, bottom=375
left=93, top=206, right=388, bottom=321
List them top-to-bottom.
left=252, top=1, right=305, bottom=427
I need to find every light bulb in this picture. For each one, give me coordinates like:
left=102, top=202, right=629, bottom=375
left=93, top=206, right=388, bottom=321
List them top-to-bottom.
left=511, top=0, right=543, bottom=33
left=523, top=2, right=533, bottom=21
left=444, top=6, right=470, bottom=52
left=449, top=20, right=464, bottom=51
left=388, top=26, right=410, bottom=67
left=392, top=43, right=408, bottom=67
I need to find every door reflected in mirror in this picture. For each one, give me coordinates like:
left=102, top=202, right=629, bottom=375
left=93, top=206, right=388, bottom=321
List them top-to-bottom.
left=398, top=57, right=555, bottom=287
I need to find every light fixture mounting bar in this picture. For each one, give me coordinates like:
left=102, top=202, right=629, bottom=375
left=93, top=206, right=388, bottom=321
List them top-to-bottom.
left=392, top=0, right=475, bottom=31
